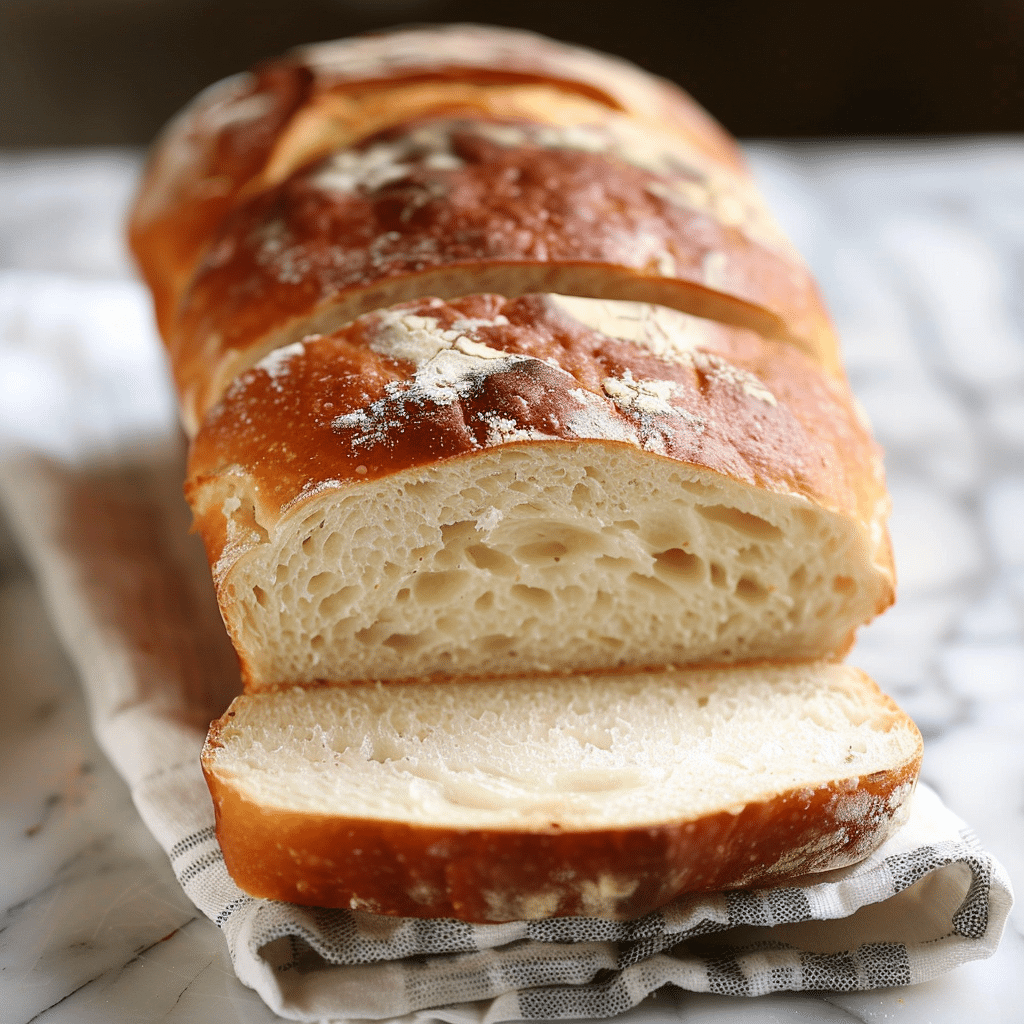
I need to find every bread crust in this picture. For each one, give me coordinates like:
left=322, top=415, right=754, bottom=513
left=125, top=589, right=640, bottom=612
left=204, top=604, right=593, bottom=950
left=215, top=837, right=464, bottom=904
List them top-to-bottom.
left=128, top=24, right=741, bottom=342
left=293, top=24, right=742, bottom=169
left=168, top=116, right=834, bottom=432
left=201, top=671, right=922, bottom=923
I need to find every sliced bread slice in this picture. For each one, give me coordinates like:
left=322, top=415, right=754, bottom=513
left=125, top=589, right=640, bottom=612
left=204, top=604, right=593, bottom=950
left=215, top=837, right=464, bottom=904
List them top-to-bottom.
left=201, top=662, right=922, bottom=922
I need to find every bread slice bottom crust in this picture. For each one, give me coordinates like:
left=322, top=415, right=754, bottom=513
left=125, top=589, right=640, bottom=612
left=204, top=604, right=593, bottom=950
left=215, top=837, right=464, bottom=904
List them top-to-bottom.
left=202, top=663, right=922, bottom=922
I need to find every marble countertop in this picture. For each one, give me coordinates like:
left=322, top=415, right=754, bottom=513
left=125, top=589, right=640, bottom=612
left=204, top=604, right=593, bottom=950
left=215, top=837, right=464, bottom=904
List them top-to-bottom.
left=1, top=141, right=1023, bottom=1022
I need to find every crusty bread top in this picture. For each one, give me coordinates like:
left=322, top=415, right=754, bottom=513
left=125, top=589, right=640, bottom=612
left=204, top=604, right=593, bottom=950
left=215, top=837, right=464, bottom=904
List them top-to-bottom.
left=128, top=24, right=741, bottom=340
left=293, top=24, right=742, bottom=169
left=168, top=116, right=835, bottom=432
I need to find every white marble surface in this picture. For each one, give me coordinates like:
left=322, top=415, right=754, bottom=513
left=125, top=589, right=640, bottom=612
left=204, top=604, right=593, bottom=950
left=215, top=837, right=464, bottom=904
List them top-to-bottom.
left=1, top=141, right=1023, bottom=1021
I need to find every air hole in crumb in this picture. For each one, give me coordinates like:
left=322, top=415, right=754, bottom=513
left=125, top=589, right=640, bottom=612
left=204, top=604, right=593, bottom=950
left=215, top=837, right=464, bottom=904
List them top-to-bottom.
left=674, top=478, right=714, bottom=496
left=404, top=479, right=440, bottom=498
left=571, top=483, right=592, bottom=508
left=697, top=505, right=783, bottom=540
left=440, top=521, right=477, bottom=547
left=505, top=522, right=602, bottom=559
left=322, top=532, right=343, bottom=561
left=301, top=535, right=317, bottom=555
left=515, top=540, right=569, bottom=563
left=466, top=544, right=516, bottom=574
left=736, top=545, right=765, bottom=566
left=653, top=548, right=702, bottom=581
left=710, top=563, right=727, bottom=588
left=790, top=564, right=807, bottom=587
left=412, top=570, right=470, bottom=605
left=308, top=571, right=336, bottom=596
left=629, top=572, right=674, bottom=597
left=833, top=575, right=856, bottom=595
left=736, top=577, right=770, bottom=603
left=510, top=584, right=553, bottom=609
left=252, top=585, right=269, bottom=608
left=319, top=587, right=357, bottom=618
left=395, top=588, right=411, bottom=603
left=475, top=591, right=495, bottom=611
left=436, top=614, right=460, bottom=635
left=355, top=622, right=388, bottom=645
left=384, top=633, right=425, bottom=652
left=310, top=634, right=325, bottom=652
left=482, top=634, right=515, bottom=655
left=697, top=695, right=709, bottom=707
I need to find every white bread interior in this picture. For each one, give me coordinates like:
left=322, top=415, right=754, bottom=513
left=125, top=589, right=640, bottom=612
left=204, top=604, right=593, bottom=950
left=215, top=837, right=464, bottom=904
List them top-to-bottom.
left=216, top=441, right=887, bottom=687
left=207, top=663, right=921, bottom=832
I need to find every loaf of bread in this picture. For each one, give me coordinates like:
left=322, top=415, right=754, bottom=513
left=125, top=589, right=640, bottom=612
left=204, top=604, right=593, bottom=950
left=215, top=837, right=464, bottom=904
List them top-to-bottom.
left=129, top=24, right=916, bottom=923
left=202, top=663, right=922, bottom=921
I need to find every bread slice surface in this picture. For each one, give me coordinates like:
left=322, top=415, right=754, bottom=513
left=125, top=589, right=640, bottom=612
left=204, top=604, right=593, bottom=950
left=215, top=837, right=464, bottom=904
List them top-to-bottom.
left=202, top=663, right=922, bottom=920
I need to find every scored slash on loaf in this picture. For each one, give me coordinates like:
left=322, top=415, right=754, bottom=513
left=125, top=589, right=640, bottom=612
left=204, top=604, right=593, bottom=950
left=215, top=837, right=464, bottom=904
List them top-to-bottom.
left=129, top=23, right=920, bottom=923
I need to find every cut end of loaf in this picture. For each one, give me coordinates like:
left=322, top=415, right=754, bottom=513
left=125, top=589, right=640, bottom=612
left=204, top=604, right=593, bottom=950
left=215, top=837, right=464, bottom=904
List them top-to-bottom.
left=213, top=444, right=885, bottom=687
left=202, top=663, right=922, bottom=921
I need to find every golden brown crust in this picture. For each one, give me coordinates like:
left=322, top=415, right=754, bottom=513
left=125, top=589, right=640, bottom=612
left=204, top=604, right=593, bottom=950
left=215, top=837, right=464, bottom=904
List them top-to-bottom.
left=128, top=24, right=741, bottom=341
left=294, top=24, right=743, bottom=170
left=128, top=61, right=313, bottom=340
left=168, top=117, right=836, bottom=432
left=186, top=293, right=890, bottom=593
left=201, top=683, right=922, bottom=922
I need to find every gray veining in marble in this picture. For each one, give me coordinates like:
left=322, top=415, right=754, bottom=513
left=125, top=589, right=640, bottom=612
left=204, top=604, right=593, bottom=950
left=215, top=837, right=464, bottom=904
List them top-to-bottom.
left=2, top=141, right=1023, bottom=1021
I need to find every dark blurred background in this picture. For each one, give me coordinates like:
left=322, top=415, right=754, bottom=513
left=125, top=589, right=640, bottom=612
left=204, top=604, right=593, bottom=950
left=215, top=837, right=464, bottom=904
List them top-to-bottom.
left=1, top=0, right=1022, bottom=146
